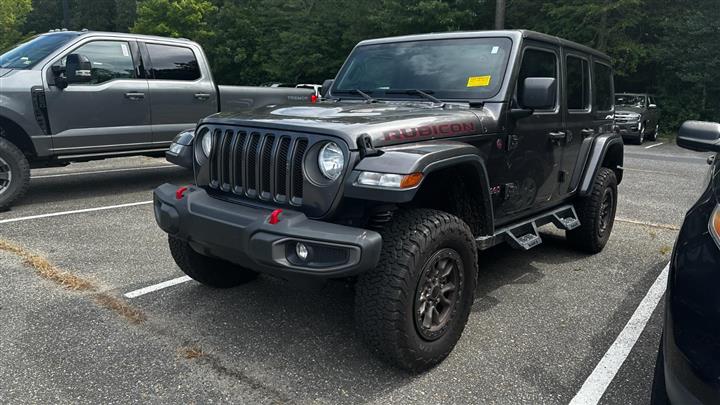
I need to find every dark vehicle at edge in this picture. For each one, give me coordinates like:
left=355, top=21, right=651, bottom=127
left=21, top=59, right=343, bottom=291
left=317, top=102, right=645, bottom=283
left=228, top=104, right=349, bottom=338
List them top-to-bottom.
left=615, top=92, right=660, bottom=144
left=652, top=121, right=720, bottom=404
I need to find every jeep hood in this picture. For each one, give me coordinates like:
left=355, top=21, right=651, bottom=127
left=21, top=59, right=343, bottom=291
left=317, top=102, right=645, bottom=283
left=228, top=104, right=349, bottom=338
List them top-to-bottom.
left=200, top=101, right=499, bottom=149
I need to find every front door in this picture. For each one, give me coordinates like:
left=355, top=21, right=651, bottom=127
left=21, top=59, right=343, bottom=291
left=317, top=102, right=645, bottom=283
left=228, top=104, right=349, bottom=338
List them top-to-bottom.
left=45, top=39, right=151, bottom=153
left=497, top=44, right=564, bottom=221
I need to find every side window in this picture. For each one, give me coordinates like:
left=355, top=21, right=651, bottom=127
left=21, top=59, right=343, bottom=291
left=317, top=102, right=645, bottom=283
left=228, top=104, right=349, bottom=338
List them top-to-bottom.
left=59, top=41, right=136, bottom=85
left=146, top=44, right=200, bottom=81
left=517, top=48, right=558, bottom=110
left=566, top=55, right=590, bottom=111
left=593, top=62, right=613, bottom=111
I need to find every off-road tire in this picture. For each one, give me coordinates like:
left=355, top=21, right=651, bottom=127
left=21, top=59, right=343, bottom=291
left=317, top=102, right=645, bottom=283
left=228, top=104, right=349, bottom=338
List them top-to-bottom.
left=0, top=137, right=30, bottom=210
left=568, top=167, right=617, bottom=253
left=355, top=209, right=478, bottom=372
left=168, top=235, right=258, bottom=288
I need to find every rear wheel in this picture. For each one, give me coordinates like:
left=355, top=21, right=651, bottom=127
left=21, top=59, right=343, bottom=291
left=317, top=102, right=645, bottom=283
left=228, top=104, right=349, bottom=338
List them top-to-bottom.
left=648, top=123, right=659, bottom=141
left=0, top=137, right=30, bottom=210
left=568, top=167, right=618, bottom=253
left=355, top=209, right=478, bottom=372
left=168, top=236, right=258, bottom=288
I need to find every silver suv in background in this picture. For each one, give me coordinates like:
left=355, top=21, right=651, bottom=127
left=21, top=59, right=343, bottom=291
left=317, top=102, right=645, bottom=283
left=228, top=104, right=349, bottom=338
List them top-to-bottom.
left=0, top=30, right=313, bottom=209
left=614, top=92, right=660, bottom=144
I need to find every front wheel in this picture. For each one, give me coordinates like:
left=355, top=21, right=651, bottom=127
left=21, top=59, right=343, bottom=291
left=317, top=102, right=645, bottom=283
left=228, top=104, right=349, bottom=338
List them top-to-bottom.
left=634, top=123, right=646, bottom=144
left=648, top=123, right=659, bottom=141
left=0, top=137, right=30, bottom=210
left=568, top=167, right=618, bottom=253
left=355, top=209, right=478, bottom=372
left=168, top=236, right=258, bottom=288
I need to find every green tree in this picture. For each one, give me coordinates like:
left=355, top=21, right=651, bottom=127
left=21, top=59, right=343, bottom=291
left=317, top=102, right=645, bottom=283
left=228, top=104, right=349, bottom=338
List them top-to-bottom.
left=0, top=0, right=33, bottom=49
left=132, top=0, right=216, bottom=42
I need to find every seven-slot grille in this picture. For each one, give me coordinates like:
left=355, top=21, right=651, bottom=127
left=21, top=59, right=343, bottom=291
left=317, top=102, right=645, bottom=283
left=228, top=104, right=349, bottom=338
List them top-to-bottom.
left=206, top=126, right=308, bottom=205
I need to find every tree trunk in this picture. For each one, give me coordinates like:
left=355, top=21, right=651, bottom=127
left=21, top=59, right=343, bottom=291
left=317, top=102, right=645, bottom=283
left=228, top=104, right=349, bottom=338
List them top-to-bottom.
left=495, top=0, right=505, bottom=30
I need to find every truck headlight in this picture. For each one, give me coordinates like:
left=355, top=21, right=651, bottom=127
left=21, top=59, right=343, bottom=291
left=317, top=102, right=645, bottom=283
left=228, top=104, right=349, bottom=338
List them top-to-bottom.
left=201, top=131, right=213, bottom=157
left=318, top=142, right=344, bottom=180
left=710, top=205, right=720, bottom=248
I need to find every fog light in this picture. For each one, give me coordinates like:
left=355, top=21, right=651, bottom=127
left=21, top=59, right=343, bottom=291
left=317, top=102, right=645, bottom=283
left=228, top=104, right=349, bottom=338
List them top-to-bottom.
left=168, top=143, right=183, bottom=155
left=296, top=242, right=309, bottom=261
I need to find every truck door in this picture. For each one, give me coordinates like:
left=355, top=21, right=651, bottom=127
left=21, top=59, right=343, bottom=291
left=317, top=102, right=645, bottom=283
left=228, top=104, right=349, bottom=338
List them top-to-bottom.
left=45, top=39, right=151, bottom=152
left=142, top=42, right=217, bottom=145
left=498, top=44, right=563, bottom=219
left=558, top=52, right=593, bottom=197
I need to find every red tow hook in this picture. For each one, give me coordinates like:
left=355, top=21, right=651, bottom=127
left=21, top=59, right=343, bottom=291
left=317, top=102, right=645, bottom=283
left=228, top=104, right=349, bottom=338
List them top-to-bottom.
left=175, top=186, right=189, bottom=200
left=268, top=209, right=283, bottom=224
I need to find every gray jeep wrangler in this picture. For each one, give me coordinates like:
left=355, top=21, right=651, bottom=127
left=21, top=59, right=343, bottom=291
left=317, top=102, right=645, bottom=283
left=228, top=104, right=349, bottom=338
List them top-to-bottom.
left=153, top=30, right=623, bottom=371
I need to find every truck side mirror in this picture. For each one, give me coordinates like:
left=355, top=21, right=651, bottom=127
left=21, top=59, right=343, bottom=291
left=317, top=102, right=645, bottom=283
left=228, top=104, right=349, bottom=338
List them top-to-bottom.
left=65, top=53, right=93, bottom=84
left=520, top=77, right=556, bottom=110
left=321, top=79, right=334, bottom=98
left=649, top=103, right=657, bottom=109
left=677, top=120, right=720, bottom=152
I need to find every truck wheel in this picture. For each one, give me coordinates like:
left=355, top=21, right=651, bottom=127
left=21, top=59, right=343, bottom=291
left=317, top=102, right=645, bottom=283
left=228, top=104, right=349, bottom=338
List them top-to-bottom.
left=635, top=123, right=646, bottom=144
left=648, top=123, right=659, bottom=141
left=0, top=137, right=30, bottom=210
left=568, top=167, right=617, bottom=253
left=355, top=209, right=478, bottom=372
left=168, top=236, right=258, bottom=288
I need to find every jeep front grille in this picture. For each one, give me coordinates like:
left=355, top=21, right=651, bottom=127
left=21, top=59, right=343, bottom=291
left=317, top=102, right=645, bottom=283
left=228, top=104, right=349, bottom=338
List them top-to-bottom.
left=206, top=126, right=308, bottom=206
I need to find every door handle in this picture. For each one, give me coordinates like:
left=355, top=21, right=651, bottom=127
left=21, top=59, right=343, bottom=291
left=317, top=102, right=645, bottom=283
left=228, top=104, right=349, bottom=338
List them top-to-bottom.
left=124, top=92, right=145, bottom=100
left=194, top=93, right=211, bottom=100
left=581, top=128, right=595, bottom=136
left=548, top=131, right=566, bottom=142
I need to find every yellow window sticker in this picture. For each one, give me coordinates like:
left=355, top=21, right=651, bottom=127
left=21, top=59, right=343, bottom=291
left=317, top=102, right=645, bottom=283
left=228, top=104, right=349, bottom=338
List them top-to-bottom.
left=467, top=75, right=491, bottom=87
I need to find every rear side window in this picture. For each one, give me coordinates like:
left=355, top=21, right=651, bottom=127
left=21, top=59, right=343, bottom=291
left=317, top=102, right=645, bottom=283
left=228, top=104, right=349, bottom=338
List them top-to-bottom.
left=146, top=44, right=200, bottom=81
left=517, top=48, right=558, bottom=109
left=566, top=56, right=590, bottom=111
left=593, top=62, right=613, bottom=111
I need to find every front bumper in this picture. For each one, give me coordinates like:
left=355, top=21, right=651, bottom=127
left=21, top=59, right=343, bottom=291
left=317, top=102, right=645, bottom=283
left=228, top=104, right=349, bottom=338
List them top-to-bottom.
left=617, top=122, right=641, bottom=135
left=153, top=183, right=382, bottom=278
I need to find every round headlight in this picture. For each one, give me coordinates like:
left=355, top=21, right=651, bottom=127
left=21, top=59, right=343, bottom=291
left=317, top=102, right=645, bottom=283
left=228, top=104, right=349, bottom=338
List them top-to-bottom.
left=201, top=131, right=213, bottom=157
left=318, top=142, right=344, bottom=181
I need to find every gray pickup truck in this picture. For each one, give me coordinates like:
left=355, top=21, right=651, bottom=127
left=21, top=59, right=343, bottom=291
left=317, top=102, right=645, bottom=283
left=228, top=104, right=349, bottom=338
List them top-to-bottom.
left=0, top=30, right=313, bottom=209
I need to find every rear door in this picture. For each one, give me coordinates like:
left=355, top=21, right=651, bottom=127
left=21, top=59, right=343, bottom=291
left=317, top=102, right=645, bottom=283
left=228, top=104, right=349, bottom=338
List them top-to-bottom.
left=45, top=39, right=151, bottom=152
left=143, top=42, right=217, bottom=145
left=559, top=51, right=593, bottom=196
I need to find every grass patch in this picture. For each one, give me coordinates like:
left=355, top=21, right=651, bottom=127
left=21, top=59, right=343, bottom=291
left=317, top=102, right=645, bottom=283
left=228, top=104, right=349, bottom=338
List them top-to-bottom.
left=659, top=245, right=673, bottom=255
left=93, top=293, right=147, bottom=324
left=179, top=345, right=205, bottom=360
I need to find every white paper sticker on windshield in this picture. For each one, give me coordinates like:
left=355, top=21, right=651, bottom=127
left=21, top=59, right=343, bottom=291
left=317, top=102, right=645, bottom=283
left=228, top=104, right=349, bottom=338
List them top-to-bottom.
left=120, top=43, right=130, bottom=57
left=491, top=46, right=499, bottom=54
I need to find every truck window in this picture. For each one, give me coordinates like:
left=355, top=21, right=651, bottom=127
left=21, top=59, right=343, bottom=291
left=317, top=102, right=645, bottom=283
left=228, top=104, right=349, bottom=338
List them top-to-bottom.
left=57, top=40, right=136, bottom=85
left=146, top=44, right=200, bottom=81
left=517, top=48, right=558, bottom=109
left=566, top=55, right=590, bottom=111
left=593, top=62, right=613, bottom=111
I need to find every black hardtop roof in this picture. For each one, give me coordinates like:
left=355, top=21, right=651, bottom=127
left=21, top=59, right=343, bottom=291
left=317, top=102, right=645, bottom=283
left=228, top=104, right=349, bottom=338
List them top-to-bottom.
left=357, top=29, right=611, bottom=61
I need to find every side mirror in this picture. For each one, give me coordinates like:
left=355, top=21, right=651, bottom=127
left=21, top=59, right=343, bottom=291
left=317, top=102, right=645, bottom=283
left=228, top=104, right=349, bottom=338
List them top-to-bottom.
left=66, top=53, right=93, bottom=84
left=520, top=77, right=556, bottom=110
left=321, top=79, right=334, bottom=98
left=649, top=103, right=657, bottom=109
left=677, top=120, right=720, bottom=152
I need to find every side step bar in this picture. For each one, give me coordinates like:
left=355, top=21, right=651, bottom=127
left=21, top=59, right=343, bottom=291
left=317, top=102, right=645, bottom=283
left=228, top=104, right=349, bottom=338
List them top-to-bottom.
left=476, top=205, right=580, bottom=251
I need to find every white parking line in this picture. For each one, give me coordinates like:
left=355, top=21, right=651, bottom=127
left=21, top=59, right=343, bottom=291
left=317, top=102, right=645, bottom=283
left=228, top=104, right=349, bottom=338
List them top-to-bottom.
left=644, top=142, right=663, bottom=149
left=32, top=164, right=175, bottom=179
left=0, top=201, right=152, bottom=224
left=616, top=217, right=680, bottom=231
left=569, top=263, right=669, bottom=405
left=124, top=276, right=192, bottom=298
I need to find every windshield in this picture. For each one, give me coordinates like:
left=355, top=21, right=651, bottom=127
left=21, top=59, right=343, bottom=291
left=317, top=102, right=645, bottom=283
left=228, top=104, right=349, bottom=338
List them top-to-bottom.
left=0, top=33, right=80, bottom=69
left=332, top=37, right=513, bottom=101
left=615, top=94, right=646, bottom=107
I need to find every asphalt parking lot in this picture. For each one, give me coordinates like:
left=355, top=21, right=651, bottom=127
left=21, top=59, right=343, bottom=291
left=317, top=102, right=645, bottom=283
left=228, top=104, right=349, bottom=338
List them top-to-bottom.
left=0, top=140, right=712, bottom=404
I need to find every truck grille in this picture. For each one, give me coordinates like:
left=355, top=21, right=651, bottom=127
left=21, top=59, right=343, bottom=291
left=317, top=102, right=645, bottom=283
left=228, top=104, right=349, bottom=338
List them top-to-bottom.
left=614, top=113, right=639, bottom=124
left=204, top=126, right=308, bottom=206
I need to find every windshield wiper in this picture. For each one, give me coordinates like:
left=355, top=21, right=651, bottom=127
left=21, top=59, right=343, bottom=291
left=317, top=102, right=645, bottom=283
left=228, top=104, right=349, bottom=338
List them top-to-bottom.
left=334, top=89, right=378, bottom=103
left=385, top=89, right=443, bottom=104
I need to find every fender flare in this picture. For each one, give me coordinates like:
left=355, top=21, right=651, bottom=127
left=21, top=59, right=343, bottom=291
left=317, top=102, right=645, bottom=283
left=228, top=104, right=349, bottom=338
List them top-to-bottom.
left=578, top=132, right=624, bottom=196
left=343, top=140, right=494, bottom=234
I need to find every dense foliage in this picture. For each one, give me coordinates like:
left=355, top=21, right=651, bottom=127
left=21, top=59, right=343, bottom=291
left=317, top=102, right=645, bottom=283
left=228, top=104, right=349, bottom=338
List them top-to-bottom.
left=8, top=0, right=720, bottom=130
